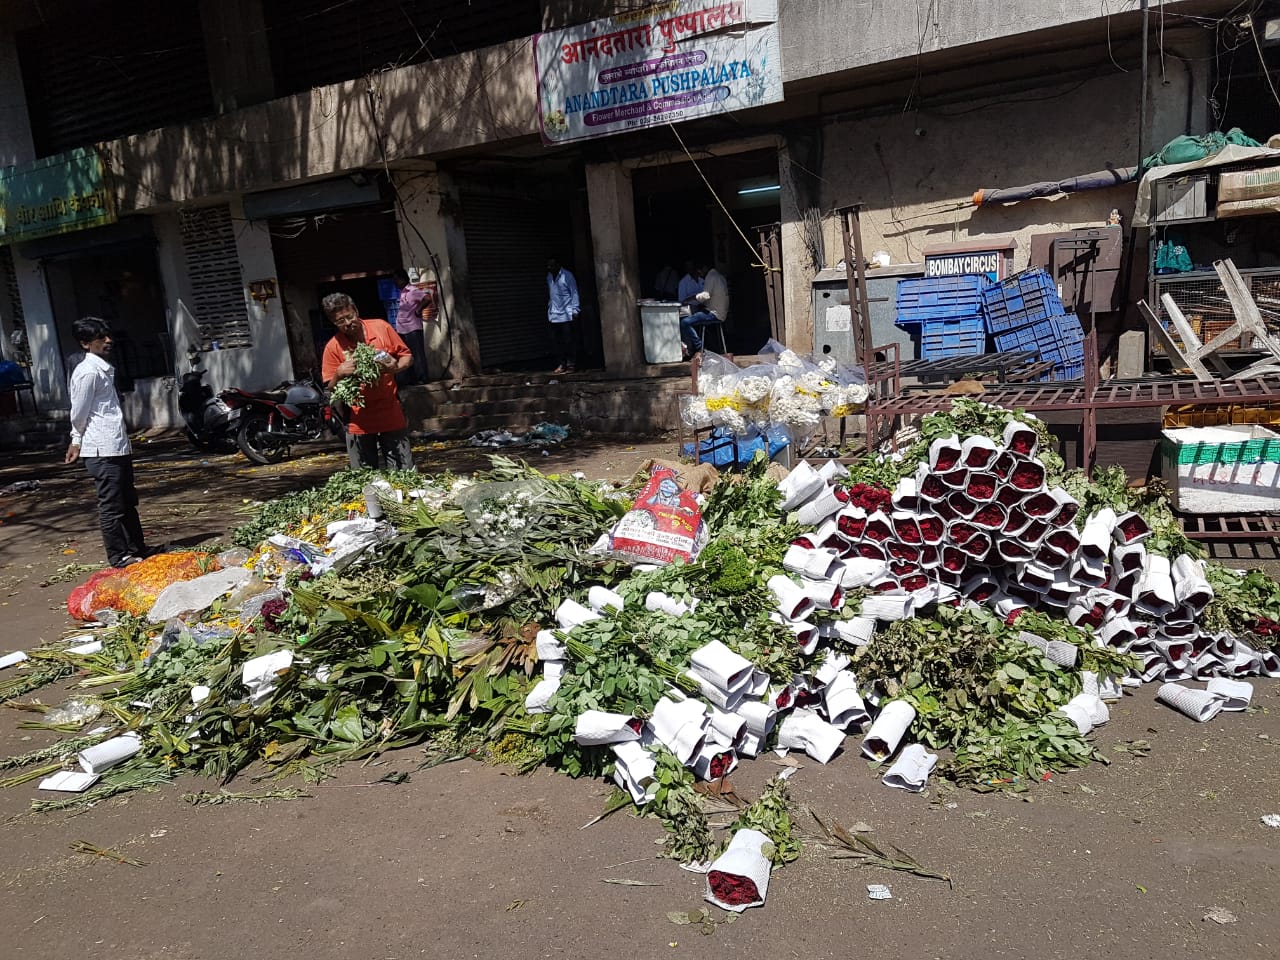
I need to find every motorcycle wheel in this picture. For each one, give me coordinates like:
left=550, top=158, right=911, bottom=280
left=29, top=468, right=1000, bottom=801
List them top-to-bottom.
left=236, top=413, right=289, bottom=465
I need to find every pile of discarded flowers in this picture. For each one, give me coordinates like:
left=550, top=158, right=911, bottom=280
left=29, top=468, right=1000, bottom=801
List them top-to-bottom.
left=2, top=402, right=1278, bottom=912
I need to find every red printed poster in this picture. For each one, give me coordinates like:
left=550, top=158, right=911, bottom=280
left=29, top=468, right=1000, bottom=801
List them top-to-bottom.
left=608, top=468, right=707, bottom=564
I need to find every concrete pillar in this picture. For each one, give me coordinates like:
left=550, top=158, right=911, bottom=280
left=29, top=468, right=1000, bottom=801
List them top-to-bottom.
left=199, top=0, right=275, bottom=115
left=0, top=31, right=35, bottom=167
left=777, top=139, right=814, bottom=349
left=585, top=160, right=643, bottom=373
left=392, top=166, right=456, bottom=381
left=437, top=169, right=484, bottom=380
left=13, top=250, right=66, bottom=410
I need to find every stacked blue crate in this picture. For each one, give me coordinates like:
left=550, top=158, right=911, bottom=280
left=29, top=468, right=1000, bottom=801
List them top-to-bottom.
left=983, top=269, right=1084, bottom=379
left=895, top=276, right=989, bottom=359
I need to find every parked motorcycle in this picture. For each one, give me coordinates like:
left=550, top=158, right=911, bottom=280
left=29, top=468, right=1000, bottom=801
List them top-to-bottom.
left=178, top=353, right=241, bottom=451
left=229, top=374, right=345, bottom=465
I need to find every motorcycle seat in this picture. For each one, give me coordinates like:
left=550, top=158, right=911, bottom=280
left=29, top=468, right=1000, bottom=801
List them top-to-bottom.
left=231, top=387, right=287, bottom=402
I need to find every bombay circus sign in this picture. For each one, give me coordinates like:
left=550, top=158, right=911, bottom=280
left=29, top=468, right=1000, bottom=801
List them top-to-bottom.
left=534, top=0, right=782, bottom=144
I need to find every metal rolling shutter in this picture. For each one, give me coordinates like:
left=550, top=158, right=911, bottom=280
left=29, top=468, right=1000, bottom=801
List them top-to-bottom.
left=264, top=0, right=541, bottom=98
left=17, top=1, right=213, bottom=157
left=461, top=192, right=569, bottom=368
left=179, top=206, right=252, bottom=351
left=1, top=247, right=22, bottom=325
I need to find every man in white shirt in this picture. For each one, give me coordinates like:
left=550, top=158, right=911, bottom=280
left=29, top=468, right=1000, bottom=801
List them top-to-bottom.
left=546, top=257, right=581, bottom=374
left=679, top=261, right=729, bottom=357
left=64, top=317, right=151, bottom=568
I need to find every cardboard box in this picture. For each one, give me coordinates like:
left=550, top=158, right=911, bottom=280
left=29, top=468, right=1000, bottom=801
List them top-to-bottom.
left=1217, top=165, right=1280, bottom=203
left=1161, top=424, right=1280, bottom=513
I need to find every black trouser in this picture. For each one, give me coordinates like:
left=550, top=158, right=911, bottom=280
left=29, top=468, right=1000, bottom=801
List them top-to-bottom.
left=550, top=320, right=577, bottom=370
left=346, top=429, right=416, bottom=471
left=83, top=455, right=145, bottom=567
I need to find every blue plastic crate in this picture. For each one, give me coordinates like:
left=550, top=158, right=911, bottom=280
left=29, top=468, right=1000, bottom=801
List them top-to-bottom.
left=982, top=269, right=1067, bottom=333
left=896, top=276, right=987, bottom=326
left=376, top=277, right=401, bottom=301
left=992, top=312, right=1085, bottom=356
left=917, top=316, right=987, bottom=359
left=1039, top=340, right=1085, bottom=366
left=1053, top=360, right=1084, bottom=381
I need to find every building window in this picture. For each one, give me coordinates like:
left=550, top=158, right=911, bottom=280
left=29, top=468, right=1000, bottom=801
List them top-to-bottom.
left=179, top=206, right=253, bottom=351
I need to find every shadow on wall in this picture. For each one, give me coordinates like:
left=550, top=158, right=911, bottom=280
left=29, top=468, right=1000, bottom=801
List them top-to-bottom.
left=106, top=41, right=540, bottom=212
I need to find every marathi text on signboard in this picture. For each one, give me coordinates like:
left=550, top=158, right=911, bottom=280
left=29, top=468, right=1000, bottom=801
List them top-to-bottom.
left=533, top=0, right=782, bottom=144
left=0, top=147, right=116, bottom=246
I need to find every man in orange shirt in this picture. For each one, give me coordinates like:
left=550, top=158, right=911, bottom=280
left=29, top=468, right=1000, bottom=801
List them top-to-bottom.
left=320, top=292, right=416, bottom=470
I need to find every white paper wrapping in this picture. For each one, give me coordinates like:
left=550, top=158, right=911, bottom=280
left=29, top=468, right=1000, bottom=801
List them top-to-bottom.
left=928, top=434, right=962, bottom=471
left=961, top=435, right=999, bottom=470
left=778, top=460, right=825, bottom=511
left=891, top=476, right=919, bottom=510
left=795, top=487, right=844, bottom=526
left=1079, top=508, right=1118, bottom=560
left=1112, top=510, right=1152, bottom=545
left=1136, top=554, right=1176, bottom=616
left=1172, top=554, right=1214, bottom=611
left=768, top=574, right=816, bottom=621
left=802, top=577, right=844, bottom=611
left=587, top=585, right=624, bottom=614
left=644, top=591, right=690, bottom=616
left=861, top=593, right=916, bottom=621
left=555, top=598, right=601, bottom=630
left=770, top=612, right=819, bottom=656
left=834, top=615, right=878, bottom=646
left=535, top=629, right=566, bottom=661
left=1156, top=638, right=1194, bottom=670
left=689, top=640, right=754, bottom=692
left=1044, top=640, right=1079, bottom=668
left=242, top=649, right=294, bottom=704
left=813, top=650, right=852, bottom=687
left=684, top=669, right=746, bottom=711
left=823, top=670, right=870, bottom=729
left=524, top=676, right=561, bottom=714
left=1205, top=677, right=1253, bottom=711
left=1156, top=683, right=1226, bottom=722
left=1069, top=692, right=1110, bottom=726
left=651, top=696, right=709, bottom=764
left=735, top=699, right=778, bottom=738
left=862, top=700, right=916, bottom=761
left=1057, top=700, right=1094, bottom=735
left=707, top=706, right=746, bottom=746
left=776, top=707, right=845, bottom=763
left=573, top=709, right=641, bottom=745
left=78, top=732, right=143, bottom=775
left=611, top=740, right=658, bottom=804
left=691, top=742, right=739, bottom=780
left=882, top=743, right=938, bottom=792
left=39, top=771, right=101, bottom=793
left=705, top=828, right=772, bottom=912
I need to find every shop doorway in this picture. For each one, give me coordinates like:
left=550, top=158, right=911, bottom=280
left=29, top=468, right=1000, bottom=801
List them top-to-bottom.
left=632, top=148, right=781, bottom=354
left=457, top=164, right=595, bottom=373
left=268, top=203, right=403, bottom=376
left=42, top=241, right=170, bottom=388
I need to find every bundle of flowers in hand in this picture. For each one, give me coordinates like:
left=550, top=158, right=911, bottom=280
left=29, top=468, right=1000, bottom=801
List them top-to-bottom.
left=330, top=342, right=383, bottom=409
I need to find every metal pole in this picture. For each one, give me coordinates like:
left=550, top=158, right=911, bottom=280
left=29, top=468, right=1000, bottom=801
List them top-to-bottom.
left=1137, top=0, right=1150, bottom=170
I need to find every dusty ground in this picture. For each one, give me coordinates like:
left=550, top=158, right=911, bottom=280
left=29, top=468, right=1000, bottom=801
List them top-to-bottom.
left=0, top=433, right=1277, bottom=960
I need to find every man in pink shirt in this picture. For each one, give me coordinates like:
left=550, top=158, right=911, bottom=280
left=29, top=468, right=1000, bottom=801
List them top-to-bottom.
left=392, top=269, right=433, bottom=384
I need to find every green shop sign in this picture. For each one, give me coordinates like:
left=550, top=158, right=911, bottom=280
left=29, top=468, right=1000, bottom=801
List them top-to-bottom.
left=0, top=147, right=116, bottom=245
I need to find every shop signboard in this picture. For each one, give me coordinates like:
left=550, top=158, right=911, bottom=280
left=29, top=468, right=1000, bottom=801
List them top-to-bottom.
left=533, top=0, right=782, bottom=145
left=0, top=147, right=116, bottom=246
left=923, top=239, right=1016, bottom=283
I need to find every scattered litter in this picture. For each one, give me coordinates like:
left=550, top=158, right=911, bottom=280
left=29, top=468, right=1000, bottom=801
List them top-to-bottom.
left=469, top=422, right=569, bottom=448
left=0, top=480, right=39, bottom=495
left=66, top=639, right=104, bottom=656
left=0, top=651, right=28, bottom=669
left=77, top=732, right=142, bottom=775
left=38, top=771, right=100, bottom=793
left=182, top=788, right=311, bottom=805
left=812, top=811, right=951, bottom=884
left=1261, top=814, right=1280, bottom=828
left=69, top=840, right=145, bottom=867
left=602, top=878, right=662, bottom=886
left=867, top=884, right=893, bottom=900
left=1203, top=907, right=1238, bottom=924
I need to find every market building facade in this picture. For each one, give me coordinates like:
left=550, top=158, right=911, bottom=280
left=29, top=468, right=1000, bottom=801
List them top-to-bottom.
left=0, top=0, right=1268, bottom=429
